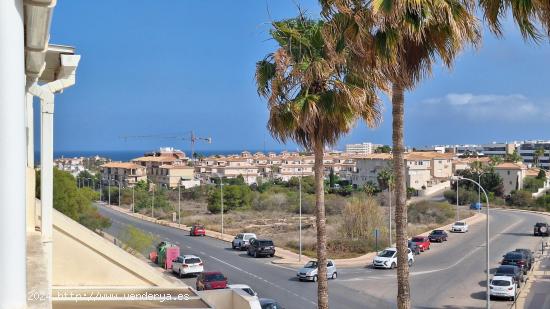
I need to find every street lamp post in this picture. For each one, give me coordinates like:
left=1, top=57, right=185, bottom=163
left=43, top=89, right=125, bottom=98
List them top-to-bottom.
left=299, top=168, right=303, bottom=262
left=478, top=172, right=488, bottom=214
left=216, top=175, right=225, bottom=236
left=452, top=176, right=490, bottom=309
left=108, top=178, right=111, bottom=206
left=118, top=179, right=122, bottom=207
left=151, top=182, right=155, bottom=219
left=178, top=183, right=181, bottom=227
left=132, top=185, right=135, bottom=213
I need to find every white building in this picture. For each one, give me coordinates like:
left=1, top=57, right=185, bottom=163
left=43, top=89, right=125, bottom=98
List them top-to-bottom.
left=518, top=140, right=550, bottom=168
left=345, top=142, right=380, bottom=154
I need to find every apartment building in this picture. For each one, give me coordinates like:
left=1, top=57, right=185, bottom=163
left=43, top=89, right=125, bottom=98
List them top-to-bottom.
left=518, top=141, right=550, bottom=168
left=345, top=142, right=380, bottom=154
left=482, top=142, right=518, bottom=158
left=352, top=152, right=454, bottom=190
left=100, top=162, right=147, bottom=187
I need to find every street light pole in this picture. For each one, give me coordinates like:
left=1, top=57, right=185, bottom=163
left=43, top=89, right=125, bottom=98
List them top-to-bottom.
left=299, top=168, right=303, bottom=262
left=220, top=176, right=224, bottom=236
left=453, top=176, right=490, bottom=309
left=456, top=177, right=460, bottom=222
left=108, top=178, right=111, bottom=206
left=118, top=179, right=122, bottom=207
left=151, top=182, right=155, bottom=219
left=389, top=182, right=392, bottom=246
left=178, top=184, right=181, bottom=227
left=132, top=186, right=135, bottom=213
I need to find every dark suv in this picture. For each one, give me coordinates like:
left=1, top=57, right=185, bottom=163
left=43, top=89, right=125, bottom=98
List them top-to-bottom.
left=534, top=222, right=549, bottom=236
left=428, top=229, right=448, bottom=242
left=247, top=239, right=275, bottom=258
left=514, top=248, right=535, bottom=269
left=501, top=251, right=530, bottom=274
left=495, top=265, right=524, bottom=287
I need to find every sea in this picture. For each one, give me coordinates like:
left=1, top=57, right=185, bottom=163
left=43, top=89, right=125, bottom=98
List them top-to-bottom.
left=35, top=149, right=283, bottom=163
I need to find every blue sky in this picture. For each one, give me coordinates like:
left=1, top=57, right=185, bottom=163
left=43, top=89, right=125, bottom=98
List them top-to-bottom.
left=47, top=1, right=550, bottom=153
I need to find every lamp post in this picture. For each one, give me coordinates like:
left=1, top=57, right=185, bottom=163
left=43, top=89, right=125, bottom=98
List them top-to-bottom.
left=299, top=167, right=303, bottom=262
left=478, top=171, right=488, bottom=214
left=217, top=174, right=224, bottom=236
left=452, top=175, right=490, bottom=309
left=456, top=177, right=460, bottom=222
left=108, top=178, right=111, bottom=206
left=151, top=181, right=155, bottom=219
left=389, top=181, right=392, bottom=246
left=178, top=183, right=182, bottom=227
left=132, top=185, right=135, bottom=213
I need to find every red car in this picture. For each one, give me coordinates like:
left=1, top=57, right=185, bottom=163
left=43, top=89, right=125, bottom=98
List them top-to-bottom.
left=190, top=224, right=206, bottom=236
left=411, top=236, right=431, bottom=252
left=196, top=271, right=227, bottom=290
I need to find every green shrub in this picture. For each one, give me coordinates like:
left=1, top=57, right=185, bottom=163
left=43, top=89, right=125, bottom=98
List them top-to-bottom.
left=523, top=177, right=545, bottom=193
left=443, top=189, right=478, bottom=205
left=507, top=190, right=534, bottom=207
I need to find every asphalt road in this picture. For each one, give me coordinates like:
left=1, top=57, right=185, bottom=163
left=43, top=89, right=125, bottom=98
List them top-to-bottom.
left=98, top=204, right=548, bottom=309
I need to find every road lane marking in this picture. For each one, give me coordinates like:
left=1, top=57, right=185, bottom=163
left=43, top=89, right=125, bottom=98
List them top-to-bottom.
left=207, top=255, right=317, bottom=306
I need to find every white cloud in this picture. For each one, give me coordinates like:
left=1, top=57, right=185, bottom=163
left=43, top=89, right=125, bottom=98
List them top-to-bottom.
left=420, top=93, right=542, bottom=121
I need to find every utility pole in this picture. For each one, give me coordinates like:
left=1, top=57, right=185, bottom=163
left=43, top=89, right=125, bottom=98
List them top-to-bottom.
left=299, top=168, right=303, bottom=262
left=220, top=175, right=224, bottom=236
left=108, top=179, right=111, bottom=206
left=151, top=182, right=155, bottom=218
left=389, top=182, right=392, bottom=246
left=178, top=184, right=181, bottom=227
left=132, top=185, right=135, bottom=213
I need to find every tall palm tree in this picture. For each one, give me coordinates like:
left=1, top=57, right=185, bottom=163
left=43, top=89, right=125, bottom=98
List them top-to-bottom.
left=478, top=0, right=550, bottom=41
left=321, top=1, right=480, bottom=308
left=255, top=15, right=381, bottom=309
left=534, top=147, right=545, bottom=167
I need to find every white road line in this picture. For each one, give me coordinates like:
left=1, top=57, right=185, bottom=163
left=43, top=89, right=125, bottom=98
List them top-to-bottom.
left=207, top=255, right=316, bottom=306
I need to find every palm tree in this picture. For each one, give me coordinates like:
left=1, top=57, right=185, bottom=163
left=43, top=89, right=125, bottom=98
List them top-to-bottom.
left=478, top=0, right=550, bottom=41
left=321, top=1, right=480, bottom=308
left=255, top=15, right=381, bottom=309
left=534, top=147, right=545, bottom=167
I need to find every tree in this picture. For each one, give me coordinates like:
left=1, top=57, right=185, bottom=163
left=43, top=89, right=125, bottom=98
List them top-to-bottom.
left=479, top=0, right=550, bottom=42
left=321, top=2, right=480, bottom=308
left=255, top=15, right=381, bottom=309
left=374, top=145, right=392, bottom=153
left=534, top=147, right=545, bottom=167
left=505, top=149, right=523, bottom=163
left=489, top=156, right=503, bottom=167
left=37, top=169, right=111, bottom=232
left=537, top=169, right=546, bottom=180
left=207, top=185, right=252, bottom=213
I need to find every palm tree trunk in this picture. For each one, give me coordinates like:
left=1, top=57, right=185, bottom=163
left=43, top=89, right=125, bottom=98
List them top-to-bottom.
left=392, top=83, right=411, bottom=309
left=314, top=141, right=329, bottom=309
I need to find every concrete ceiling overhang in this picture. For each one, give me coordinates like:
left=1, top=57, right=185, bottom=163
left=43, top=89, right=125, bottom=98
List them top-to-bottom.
left=24, top=0, right=56, bottom=83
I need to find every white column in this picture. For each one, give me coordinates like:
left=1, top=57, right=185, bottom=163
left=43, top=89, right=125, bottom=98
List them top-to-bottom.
left=0, top=0, right=27, bottom=308
left=26, top=93, right=34, bottom=168
left=40, top=97, right=54, bottom=309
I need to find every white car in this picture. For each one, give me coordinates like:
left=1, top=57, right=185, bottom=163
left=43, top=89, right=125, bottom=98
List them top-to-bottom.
left=451, top=221, right=469, bottom=233
left=232, top=233, right=257, bottom=250
left=373, top=248, right=414, bottom=269
left=171, top=255, right=204, bottom=277
left=297, top=260, right=337, bottom=282
left=490, top=276, right=517, bottom=301
left=228, top=284, right=258, bottom=298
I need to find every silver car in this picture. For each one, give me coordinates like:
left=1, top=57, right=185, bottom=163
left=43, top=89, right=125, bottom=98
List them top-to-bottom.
left=232, top=233, right=257, bottom=250
left=297, top=260, right=337, bottom=282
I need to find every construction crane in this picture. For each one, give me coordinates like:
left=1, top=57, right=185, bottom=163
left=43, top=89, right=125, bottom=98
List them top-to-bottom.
left=120, top=131, right=212, bottom=162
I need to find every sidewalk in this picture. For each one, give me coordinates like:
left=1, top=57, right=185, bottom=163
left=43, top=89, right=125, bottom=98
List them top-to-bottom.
left=103, top=203, right=485, bottom=269
left=516, top=240, right=550, bottom=309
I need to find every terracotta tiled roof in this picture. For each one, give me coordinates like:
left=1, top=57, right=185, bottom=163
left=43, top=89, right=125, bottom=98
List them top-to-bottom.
left=132, top=156, right=177, bottom=162
left=101, top=162, right=142, bottom=169
left=494, top=162, right=526, bottom=170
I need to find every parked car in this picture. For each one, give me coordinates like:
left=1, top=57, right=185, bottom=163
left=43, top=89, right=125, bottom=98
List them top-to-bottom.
left=470, top=202, right=482, bottom=210
left=451, top=221, right=469, bottom=233
left=534, top=222, right=549, bottom=236
left=190, top=224, right=206, bottom=237
left=428, top=229, right=448, bottom=242
left=232, top=233, right=257, bottom=250
left=410, top=236, right=431, bottom=252
left=247, top=239, right=275, bottom=258
left=408, top=240, right=421, bottom=255
left=373, top=248, right=414, bottom=269
left=514, top=248, right=535, bottom=268
left=501, top=251, right=530, bottom=274
left=172, top=255, right=204, bottom=277
left=297, top=260, right=337, bottom=282
left=494, top=265, right=524, bottom=287
left=196, top=271, right=228, bottom=290
left=490, top=276, right=517, bottom=301
left=228, top=284, right=258, bottom=297
left=259, top=298, right=284, bottom=309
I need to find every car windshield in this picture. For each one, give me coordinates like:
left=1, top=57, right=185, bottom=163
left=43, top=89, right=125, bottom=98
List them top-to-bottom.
left=454, top=222, right=464, bottom=226
left=536, top=223, right=547, bottom=227
left=195, top=225, right=204, bottom=229
left=432, top=230, right=444, bottom=234
left=244, top=235, right=254, bottom=240
left=411, top=237, right=423, bottom=242
left=259, top=240, right=273, bottom=246
left=378, top=250, right=395, bottom=258
left=504, top=253, right=523, bottom=260
left=185, top=258, right=201, bottom=264
left=304, top=261, right=318, bottom=268
left=496, top=266, right=517, bottom=275
left=205, top=274, right=225, bottom=281
left=491, top=280, right=512, bottom=287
